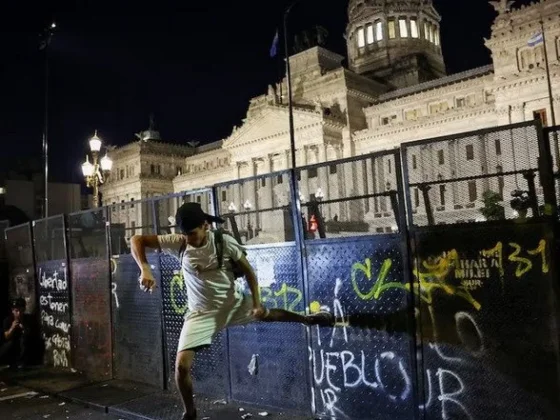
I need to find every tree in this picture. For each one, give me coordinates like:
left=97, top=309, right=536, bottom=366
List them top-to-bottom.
left=479, top=190, right=505, bottom=221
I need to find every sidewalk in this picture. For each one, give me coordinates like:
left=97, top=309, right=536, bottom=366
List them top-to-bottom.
left=0, top=366, right=314, bottom=420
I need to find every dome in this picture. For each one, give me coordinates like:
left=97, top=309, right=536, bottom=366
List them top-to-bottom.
left=346, top=0, right=445, bottom=89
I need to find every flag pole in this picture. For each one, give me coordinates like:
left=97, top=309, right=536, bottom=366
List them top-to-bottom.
left=284, top=0, right=303, bottom=214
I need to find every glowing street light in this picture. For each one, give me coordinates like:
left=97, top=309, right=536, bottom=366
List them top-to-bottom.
left=82, top=130, right=113, bottom=208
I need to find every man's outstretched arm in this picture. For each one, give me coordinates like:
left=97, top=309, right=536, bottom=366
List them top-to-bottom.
left=130, top=235, right=161, bottom=292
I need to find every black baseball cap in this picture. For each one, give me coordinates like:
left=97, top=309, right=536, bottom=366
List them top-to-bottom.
left=175, top=203, right=225, bottom=233
left=11, top=298, right=26, bottom=309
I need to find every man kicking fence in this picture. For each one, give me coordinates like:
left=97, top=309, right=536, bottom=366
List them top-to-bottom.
left=131, top=202, right=333, bottom=420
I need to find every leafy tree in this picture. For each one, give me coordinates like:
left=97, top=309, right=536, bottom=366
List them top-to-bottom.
left=479, top=190, right=505, bottom=221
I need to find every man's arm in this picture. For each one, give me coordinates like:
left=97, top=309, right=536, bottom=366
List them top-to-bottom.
left=130, top=235, right=161, bottom=292
left=236, top=256, right=261, bottom=309
left=3, top=318, right=18, bottom=341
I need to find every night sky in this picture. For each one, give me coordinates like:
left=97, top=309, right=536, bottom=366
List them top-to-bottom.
left=1, top=0, right=535, bottom=184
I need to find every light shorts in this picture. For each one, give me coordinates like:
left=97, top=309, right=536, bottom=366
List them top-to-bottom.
left=177, top=293, right=255, bottom=352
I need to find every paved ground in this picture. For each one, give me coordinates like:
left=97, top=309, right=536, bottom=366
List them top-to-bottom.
left=0, top=368, right=313, bottom=420
left=0, top=381, right=119, bottom=419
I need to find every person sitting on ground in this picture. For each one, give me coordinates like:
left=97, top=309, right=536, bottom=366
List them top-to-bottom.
left=131, top=202, right=334, bottom=420
left=0, top=298, right=32, bottom=369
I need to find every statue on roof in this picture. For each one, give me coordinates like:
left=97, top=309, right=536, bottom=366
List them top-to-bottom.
left=489, top=0, right=515, bottom=14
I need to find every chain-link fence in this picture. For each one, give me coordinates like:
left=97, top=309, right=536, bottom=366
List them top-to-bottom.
left=402, top=121, right=548, bottom=226
left=546, top=126, right=560, bottom=177
left=297, top=150, right=402, bottom=239
left=214, top=172, right=293, bottom=245
left=67, top=208, right=112, bottom=380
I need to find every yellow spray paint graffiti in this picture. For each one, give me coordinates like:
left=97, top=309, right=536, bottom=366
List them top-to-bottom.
left=348, top=239, right=549, bottom=312
left=350, top=250, right=480, bottom=311
left=170, top=271, right=188, bottom=315
left=261, top=283, right=304, bottom=315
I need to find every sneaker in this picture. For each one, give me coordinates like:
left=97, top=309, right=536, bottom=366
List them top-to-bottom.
left=306, top=312, right=335, bottom=327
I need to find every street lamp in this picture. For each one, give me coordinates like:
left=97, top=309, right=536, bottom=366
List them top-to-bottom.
left=82, top=130, right=113, bottom=208
left=243, top=200, right=252, bottom=239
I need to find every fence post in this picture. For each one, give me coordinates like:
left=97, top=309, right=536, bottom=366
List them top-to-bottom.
left=536, top=119, right=558, bottom=217
left=394, top=151, right=422, bottom=420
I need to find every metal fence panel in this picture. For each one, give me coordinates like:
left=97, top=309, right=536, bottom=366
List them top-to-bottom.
left=402, top=122, right=545, bottom=226
left=298, top=151, right=401, bottom=239
left=214, top=171, right=294, bottom=245
left=67, top=209, right=112, bottom=380
left=33, top=216, right=71, bottom=369
left=411, top=221, right=560, bottom=420
left=4, top=223, right=37, bottom=314
left=307, top=234, right=415, bottom=420
left=227, top=243, right=310, bottom=413
left=111, top=252, right=164, bottom=387
left=160, top=253, right=229, bottom=397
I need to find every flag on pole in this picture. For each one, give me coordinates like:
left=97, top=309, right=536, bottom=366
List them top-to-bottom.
left=270, top=30, right=279, bottom=58
left=528, top=32, right=544, bottom=47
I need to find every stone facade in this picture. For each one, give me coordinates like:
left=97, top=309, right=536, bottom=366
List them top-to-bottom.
left=100, top=0, right=560, bottom=237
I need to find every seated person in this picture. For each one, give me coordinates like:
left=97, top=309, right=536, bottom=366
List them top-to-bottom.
left=0, top=298, right=32, bottom=368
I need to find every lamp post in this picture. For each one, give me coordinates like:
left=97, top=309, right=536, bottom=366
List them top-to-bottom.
left=40, top=21, right=57, bottom=218
left=81, top=131, right=113, bottom=208
left=314, top=187, right=326, bottom=239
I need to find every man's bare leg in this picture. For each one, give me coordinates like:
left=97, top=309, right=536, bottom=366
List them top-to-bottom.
left=263, top=309, right=333, bottom=326
left=176, top=350, right=196, bottom=419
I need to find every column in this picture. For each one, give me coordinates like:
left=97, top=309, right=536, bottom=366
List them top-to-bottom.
left=317, top=144, right=329, bottom=218
left=299, top=146, right=309, bottom=201
left=263, top=155, right=273, bottom=209
left=366, top=157, right=375, bottom=215
left=251, top=159, right=258, bottom=230
left=233, top=162, right=242, bottom=209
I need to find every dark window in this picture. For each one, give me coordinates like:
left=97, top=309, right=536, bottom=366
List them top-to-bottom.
left=533, top=109, right=548, bottom=126
left=495, top=139, right=502, bottom=156
left=466, top=145, right=474, bottom=160
left=438, top=150, right=444, bottom=165
left=412, top=155, right=417, bottom=169
left=388, top=159, right=392, bottom=174
left=150, top=164, right=155, bottom=174
left=329, top=164, right=337, bottom=174
left=177, top=166, right=183, bottom=175
left=308, top=168, right=318, bottom=178
left=120, top=169, right=125, bottom=179
left=277, top=175, right=283, bottom=184
left=261, top=178, right=266, bottom=187
left=468, top=181, right=478, bottom=202
left=439, top=185, right=445, bottom=206
left=414, top=188, right=420, bottom=207
left=221, top=191, right=227, bottom=202
left=196, top=196, right=201, bottom=203
left=130, top=198, right=135, bottom=208
left=121, top=199, right=125, bottom=210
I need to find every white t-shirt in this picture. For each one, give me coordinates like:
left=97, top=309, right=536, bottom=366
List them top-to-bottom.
left=157, top=231, right=244, bottom=313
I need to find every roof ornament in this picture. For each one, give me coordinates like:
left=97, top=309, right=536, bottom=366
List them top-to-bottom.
left=489, top=0, right=515, bottom=14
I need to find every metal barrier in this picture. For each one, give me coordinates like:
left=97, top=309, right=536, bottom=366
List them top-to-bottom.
left=2, top=120, right=560, bottom=419
left=402, top=121, right=552, bottom=226
left=108, top=198, right=164, bottom=387
left=67, top=208, right=112, bottom=380
left=33, top=215, right=71, bottom=369
left=410, top=221, right=560, bottom=419
left=4, top=223, right=36, bottom=314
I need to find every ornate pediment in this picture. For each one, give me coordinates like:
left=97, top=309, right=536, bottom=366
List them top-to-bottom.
left=223, top=105, right=324, bottom=150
